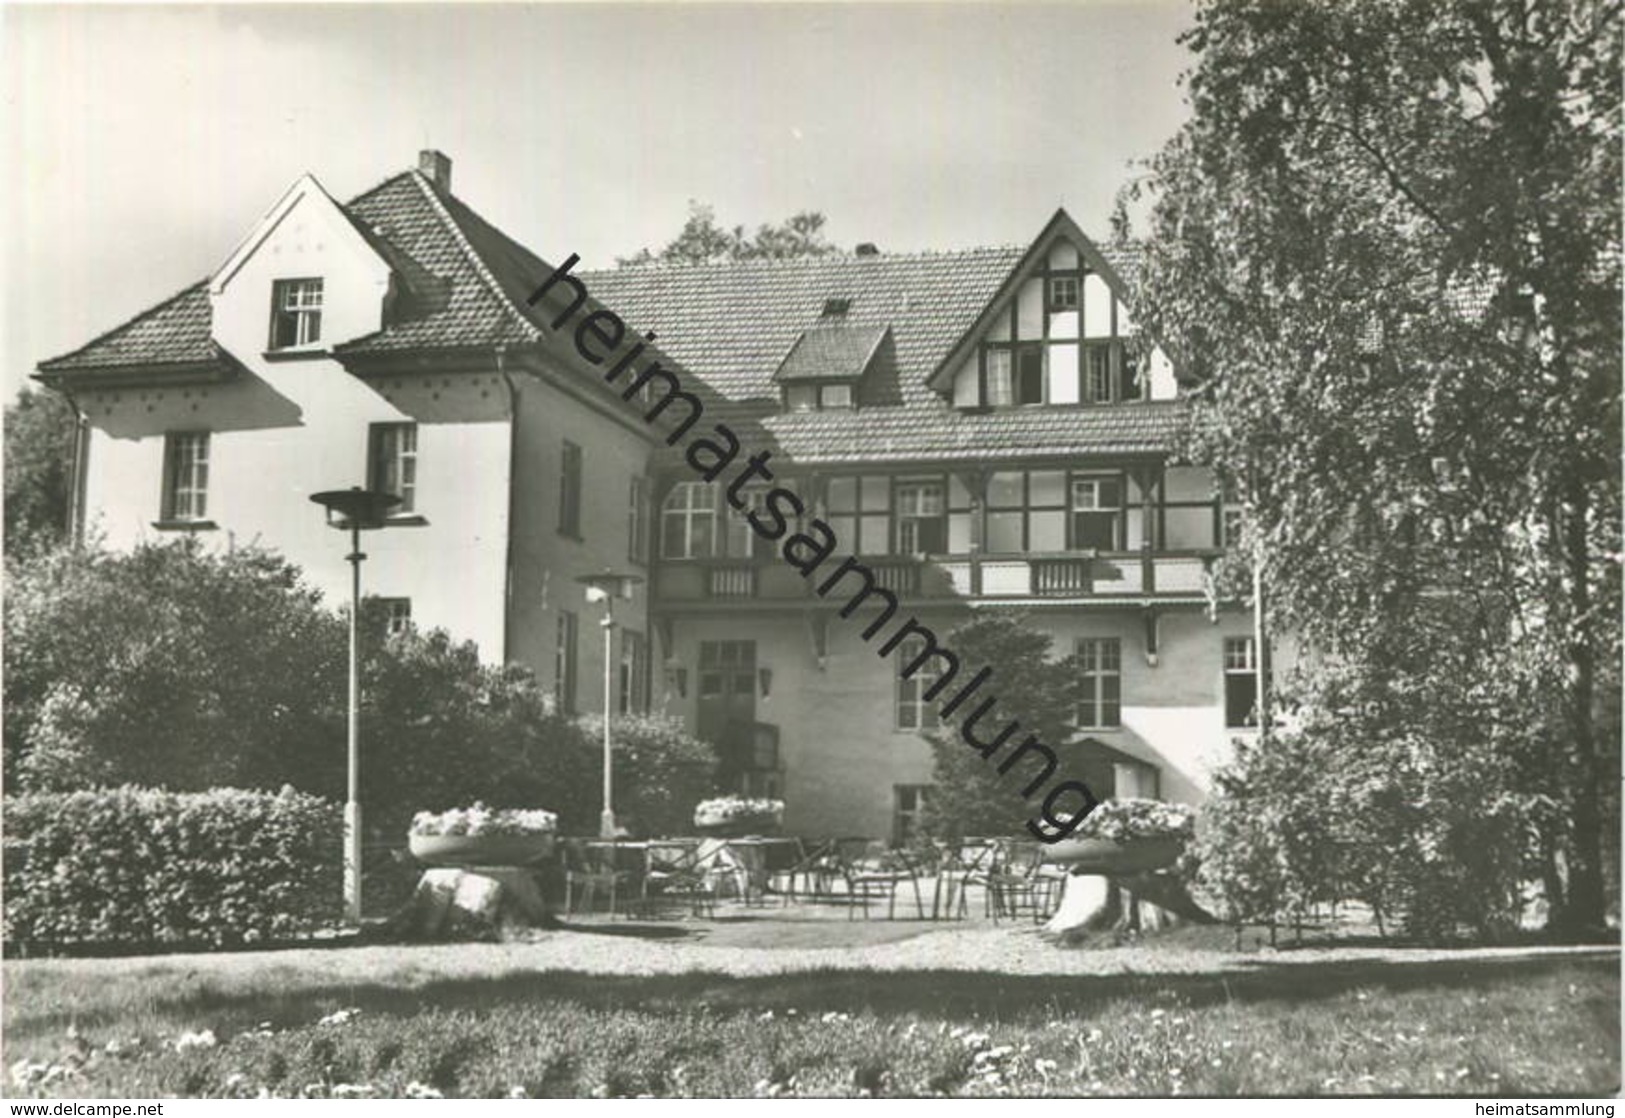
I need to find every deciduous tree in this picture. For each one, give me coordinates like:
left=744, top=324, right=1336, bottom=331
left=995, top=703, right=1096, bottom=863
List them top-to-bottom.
left=1130, top=0, right=1620, bottom=932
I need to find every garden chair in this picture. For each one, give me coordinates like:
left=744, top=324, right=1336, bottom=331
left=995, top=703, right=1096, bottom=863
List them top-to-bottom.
left=771, top=838, right=837, bottom=906
left=562, top=839, right=630, bottom=917
left=931, top=839, right=998, bottom=921
left=634, top=840, right=715, bottom=919
left=986, top=840, right=1063, bottom=923
left=841, top=841, right=926, bottom=921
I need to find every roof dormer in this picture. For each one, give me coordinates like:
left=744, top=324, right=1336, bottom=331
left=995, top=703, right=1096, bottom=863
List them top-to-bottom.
left=774, top=303, right=890, bottom=412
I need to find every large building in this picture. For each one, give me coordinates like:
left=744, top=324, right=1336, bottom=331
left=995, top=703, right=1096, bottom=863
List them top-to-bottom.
left=37, top=152, right=1263, bottom=842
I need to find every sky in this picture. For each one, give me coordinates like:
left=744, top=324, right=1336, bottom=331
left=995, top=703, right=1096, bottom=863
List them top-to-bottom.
left=2, top=2, right=1196, bottom=402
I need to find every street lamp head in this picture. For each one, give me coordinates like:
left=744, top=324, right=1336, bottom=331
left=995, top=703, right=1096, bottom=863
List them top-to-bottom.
left=310, top=486, right=402, bottom=531
left=575, top=569, right=643, bottom=603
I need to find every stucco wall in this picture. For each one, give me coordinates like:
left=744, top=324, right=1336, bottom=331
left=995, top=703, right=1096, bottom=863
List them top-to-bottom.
left=78, top=180, right=512, bottom=657
left=504, top=358, right=657, bottom=709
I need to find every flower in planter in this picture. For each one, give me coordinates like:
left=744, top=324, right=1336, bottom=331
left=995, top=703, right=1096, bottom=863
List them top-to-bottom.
left=693, top=796, right=785, bottom=827
left=1073, top=798, right=1196, bottom=845
left=410, top=803, right=559, bottom=837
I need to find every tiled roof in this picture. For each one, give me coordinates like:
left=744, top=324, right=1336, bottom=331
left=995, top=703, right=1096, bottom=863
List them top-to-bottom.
left=33, top=158, right=1187, bottom=460
left=579, top=248, right=1024, bottom=411
left=37, top=282, right=228, bottom=375
left=773, top=322, right=889, bottom=383
left=750, top=399, right=1188, bottom=464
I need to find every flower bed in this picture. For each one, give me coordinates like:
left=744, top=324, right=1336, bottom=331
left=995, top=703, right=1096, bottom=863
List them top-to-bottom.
left=693, top=796, right=784, bottom=834
left=1043, top=798, right=1195, bottom=872
left=408, top=804, right=559, bottom=867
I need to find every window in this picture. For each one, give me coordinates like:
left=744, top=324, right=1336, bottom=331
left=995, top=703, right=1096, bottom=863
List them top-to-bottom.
left=1049, top=275, right=1079, bottom=311
left=269, top=278, right=323, bottom=349
left=1086, top=343, right=1114, bottom=404
left=1119, top=345, right=1145, bottom=401
left=1016, top=346, right=1045, bottom=404
left=985, top=350, right=1013, bottom=407
left=820, top=383, right=854, bottom=409
left=786, top=384, right=817, bottom=412
left=368, top=423, right=417, bottom=513
left=161, top=432, right=210, bottom=521
left=558, top=441, right=583, bottom=537
left=986, top=470, right=1067, bottom=552
left=627, top=475, right=649, bottom=564
left=826, top=475, right=892, bottom=556
left=1071, top=477, right=1123, bottom=550
left=896, top=480, right=946, bottom=554
left=661, top=481, right=716, bottom=559
left=376, top=597, right=412, bottom=637
left=555, top=611, right=579, bottom=714
left=619, top=629, right=647, bottom=714
left=896, top=635, right=948, bottom=730
left=1224, top=636, right=1259, bottom=728
left=1076, top=638, right=1122, bottom=728
left=893, top=785, right=932, bottom=846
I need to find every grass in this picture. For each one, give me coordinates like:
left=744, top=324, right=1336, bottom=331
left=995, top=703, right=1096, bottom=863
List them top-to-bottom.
left=4, top=934, right=1617, bottom=1098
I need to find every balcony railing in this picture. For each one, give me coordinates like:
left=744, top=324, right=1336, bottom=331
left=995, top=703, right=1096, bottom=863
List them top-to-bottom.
left=659, top=551, right=1221, bottom=605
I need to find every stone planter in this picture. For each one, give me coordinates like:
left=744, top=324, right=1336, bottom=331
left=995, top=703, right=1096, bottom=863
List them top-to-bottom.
left=694, top=817, right=781, bottom=838
left=408, top=832, right=555, bottom=867
left=1041, top=835, right=1183, bottom=874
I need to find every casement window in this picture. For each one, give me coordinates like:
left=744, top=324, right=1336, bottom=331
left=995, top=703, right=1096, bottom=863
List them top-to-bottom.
left=1049, top=275, right=1079, bottom=311
left=269, top=278, right=323, bottom=349
left=1085, top=343, right=1114, bottom=404
left=1016, top=345, right=1045, bottom=404
left=1118, top=345, right=1146, bottom=401
left=985, top=350, right=1014, bottom=407
left=783, top=382, right=855, bottom=412
left=821, top=383, right=854, bottom=409
left=368, top=423, right=417, bottom=513
left=161, top=431, right=210, bottom=521
left=558, top=441, right=583, bottom=537
left=986, top=470, right=1067, bottom=553
left=627, top=475, right=649, bottom=565
left=826, top=475, right=892, bottom=556
left=1070, top=477, right=1123, bottom=550
left=895, top=480, right=946, bottom=554
left=661, top=481, right=716, bottom=559
left=723, top=486, right=777, bottom=560
left=376, top=597, right=412, bottom=637
left=555, top=610, right=579, bottom=714
left=619, top=629, right=648, bottom=714
left=895, top=636, right=948, bottom=731
left=1224, top=636, right=1260, bottom=728
left=1076, top=638, right=1122, bottom=729
left=892, top=784, right=933, bottom=846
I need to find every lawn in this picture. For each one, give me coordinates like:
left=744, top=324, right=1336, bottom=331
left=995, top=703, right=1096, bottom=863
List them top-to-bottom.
left=4, top=929, right=1617, bottom=1098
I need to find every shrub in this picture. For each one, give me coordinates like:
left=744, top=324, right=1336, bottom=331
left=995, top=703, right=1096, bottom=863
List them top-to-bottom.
left=574, top=714, right=719, bottom=837
left=3, top=786, right=341, bottom=953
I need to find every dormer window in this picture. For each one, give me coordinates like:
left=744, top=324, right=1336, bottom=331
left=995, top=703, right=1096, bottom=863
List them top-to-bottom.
left=1049, top=276, right=1079, bottom=311
left=270, top=278, right=324, bottom=349
left=822, top=297, right=851, bottom=317
left=785, top=382, right=854, bottom=411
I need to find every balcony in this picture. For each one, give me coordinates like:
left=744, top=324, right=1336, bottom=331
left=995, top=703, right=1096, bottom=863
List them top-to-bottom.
left=656, top=550, right=1220, bottom=606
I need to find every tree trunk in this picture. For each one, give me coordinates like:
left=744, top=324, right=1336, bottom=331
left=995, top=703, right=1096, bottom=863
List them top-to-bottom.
left=1557, top=480, right=1606, bottom=935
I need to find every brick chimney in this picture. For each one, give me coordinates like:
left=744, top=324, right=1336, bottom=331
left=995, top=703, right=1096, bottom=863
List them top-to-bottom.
left=418, top=150, right=452, bottom=193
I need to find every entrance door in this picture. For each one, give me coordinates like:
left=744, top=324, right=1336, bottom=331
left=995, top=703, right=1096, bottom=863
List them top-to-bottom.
left=697, top=640, right=757, bottom=790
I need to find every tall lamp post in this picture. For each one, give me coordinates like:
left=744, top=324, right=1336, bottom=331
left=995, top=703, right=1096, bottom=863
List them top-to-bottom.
left=309, top=486, right=401, bottom=927
left=575, top=570, right=643, bottom=838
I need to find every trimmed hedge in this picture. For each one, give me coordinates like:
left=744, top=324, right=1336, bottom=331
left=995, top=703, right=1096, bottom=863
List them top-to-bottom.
left=3, top=786, right=342, bottom=954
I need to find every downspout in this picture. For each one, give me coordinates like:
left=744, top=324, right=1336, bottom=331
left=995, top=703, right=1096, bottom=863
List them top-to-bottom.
left=496, top=346, right=520, bottom=664
left=54, top=384, right=91, bottom=550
